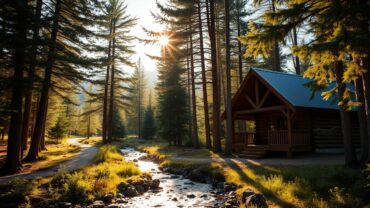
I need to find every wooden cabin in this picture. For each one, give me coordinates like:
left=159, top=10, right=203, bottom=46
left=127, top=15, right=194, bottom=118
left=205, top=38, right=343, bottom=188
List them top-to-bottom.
left=223, top=68, right=359, bottom=158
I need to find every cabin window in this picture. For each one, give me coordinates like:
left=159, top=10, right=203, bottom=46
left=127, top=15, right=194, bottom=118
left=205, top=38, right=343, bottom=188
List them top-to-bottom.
left=270, top=118, right=287, bottom=130
left=235, top=120, right=255, bottom=133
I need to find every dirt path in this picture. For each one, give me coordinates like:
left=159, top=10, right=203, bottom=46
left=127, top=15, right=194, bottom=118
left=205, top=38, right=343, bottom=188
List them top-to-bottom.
left=0, top=138, right=98, bottom=184
left=168, top=152, right=344, bottom=166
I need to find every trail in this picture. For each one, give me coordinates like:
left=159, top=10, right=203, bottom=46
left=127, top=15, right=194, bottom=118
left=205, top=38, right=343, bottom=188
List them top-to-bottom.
left=0, top=138, right=98, bottom=184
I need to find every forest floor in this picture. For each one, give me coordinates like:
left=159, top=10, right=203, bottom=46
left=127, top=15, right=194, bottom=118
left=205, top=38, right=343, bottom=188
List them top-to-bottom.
left=0, top=137, right=98, bottom=184
left=122, top=138, right=369, bottom=208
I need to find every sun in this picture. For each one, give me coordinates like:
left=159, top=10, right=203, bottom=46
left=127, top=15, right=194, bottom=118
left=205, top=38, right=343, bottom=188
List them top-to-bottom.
left=158, top=35, right=169, bottom=46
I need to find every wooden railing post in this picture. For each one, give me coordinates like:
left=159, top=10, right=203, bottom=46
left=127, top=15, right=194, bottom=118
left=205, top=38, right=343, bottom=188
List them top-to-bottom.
left=287, top=109, right=293, bottom=157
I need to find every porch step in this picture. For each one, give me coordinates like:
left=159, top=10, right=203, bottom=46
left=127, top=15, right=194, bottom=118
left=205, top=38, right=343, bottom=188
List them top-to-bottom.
left=237, top=145, right=268, bottom=159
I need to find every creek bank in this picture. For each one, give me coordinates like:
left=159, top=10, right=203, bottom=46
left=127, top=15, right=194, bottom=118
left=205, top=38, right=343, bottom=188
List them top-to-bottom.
left=136, top=147, right=268, bottom=208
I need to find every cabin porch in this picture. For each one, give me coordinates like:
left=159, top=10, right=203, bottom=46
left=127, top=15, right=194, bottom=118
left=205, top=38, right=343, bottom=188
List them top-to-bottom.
left=232, top=109, right=312, bottom=158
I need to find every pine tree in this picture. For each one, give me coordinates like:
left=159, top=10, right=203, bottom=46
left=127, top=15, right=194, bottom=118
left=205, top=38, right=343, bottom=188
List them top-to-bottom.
left=1, top=0, right=29, bottom=172
left=127, top=59, right=145, bottom=138
left=142, top=92, right=156, bottom=140
left=111, top=109, right=127, bottom=139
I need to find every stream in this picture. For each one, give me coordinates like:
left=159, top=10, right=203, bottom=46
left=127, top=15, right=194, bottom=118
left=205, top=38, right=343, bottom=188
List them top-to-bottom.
left=120, top=148, right=221, bottom=208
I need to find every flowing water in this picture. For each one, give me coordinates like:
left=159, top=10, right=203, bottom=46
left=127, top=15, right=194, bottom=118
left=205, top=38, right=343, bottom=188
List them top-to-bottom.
left=120, top=148, right=220, bottom=208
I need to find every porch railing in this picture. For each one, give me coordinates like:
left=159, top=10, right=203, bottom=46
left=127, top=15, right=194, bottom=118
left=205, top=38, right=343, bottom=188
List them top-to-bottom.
left=268, top=130, right=310, bottom=146
left=234, top=132, right=255, bottom=145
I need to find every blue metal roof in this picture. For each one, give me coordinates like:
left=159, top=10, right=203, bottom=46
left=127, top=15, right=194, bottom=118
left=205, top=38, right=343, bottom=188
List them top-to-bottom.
left=252, top=68, right=339, bottom=110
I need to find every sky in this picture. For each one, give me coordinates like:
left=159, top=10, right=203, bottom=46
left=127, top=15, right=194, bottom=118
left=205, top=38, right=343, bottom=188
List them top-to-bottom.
left=125, top=0, right=166, bottom=74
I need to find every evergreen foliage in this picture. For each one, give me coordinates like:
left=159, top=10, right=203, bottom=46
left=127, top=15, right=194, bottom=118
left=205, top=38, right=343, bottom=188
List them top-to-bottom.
left=157, top=62, right=188, bottom=146
left=142, top=99, right=156, bottom=140
left=111, top=109, right=126, bottom=139
left=48, top=116, right=69, bottom=143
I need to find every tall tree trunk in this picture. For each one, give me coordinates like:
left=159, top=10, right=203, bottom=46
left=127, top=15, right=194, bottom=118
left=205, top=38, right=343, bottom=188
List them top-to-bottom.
left=2, top=0, right=28, bottom=173
left=22, top=0, right=43, bottom=155
left=25, top=0, right=61, bottom=161
left=197, top=0, right=211, bottom=149
left=208, top=0, right=222, bottom=152
left=224, top=0, right=232, bottom=155
left=271, top=0, right=281, bottom=71
left=237, top=13, right=243, bottom=83
left=107, top=19, right=116, bottom=142
left=102, top=20, right=112, bottom=144
left=189, top=21, right=199, bottom=147
left=292, top=27, right=300, bottom=75
left=186, top=39, right=193, bottom=140
left=361, top=57, right=370, bottom=163
left=335, top=61, right=358, bottom=167
left=138, top=65, right=142, bottom=139
left=355, top=76, right=368, bottom=163
left=39, top=99, right=48, bottom=151
left=87, top=113, right=91, bottom=139
left=1, top=127, right=6, bottom=141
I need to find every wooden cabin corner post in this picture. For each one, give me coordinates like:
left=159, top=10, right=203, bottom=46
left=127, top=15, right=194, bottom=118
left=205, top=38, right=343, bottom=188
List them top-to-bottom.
left=287, top=109, right=293, bottom=158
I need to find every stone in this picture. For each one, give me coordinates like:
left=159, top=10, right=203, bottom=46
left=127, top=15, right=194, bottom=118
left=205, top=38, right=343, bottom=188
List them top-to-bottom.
left=133, top=159, right=138, bottom=162
left=185, top=168, right=204, bottom=183
left=170, top=175, right=180, bottom=179
left=150, top=179, right=160, bottom=189
left=117, top=182, right=129, bottom=193
left=216, top=182, right=224, bottom=189
left=224, top=183, right=237, bottom=192
left=134, top=184, right=145, bottom=193
left=122, top=185, right=139, bottom=197
left=241, top=189, right=255, bottom=203
left=103, top=193, right=115, bottom=203
left=116, top=193, right=124, bottom=198
left=245, top=193, right=267, bottom=208
left=186, top=194, right=196, bottom=198
left=172, top=197, right=178, bottom=201
left=116, top=198, right=127, bottom=204
left=92, top=200, right=105, bottom=208
left=59, top=202, right=72, bottom=208
left=107, top=204, right=122, bottom=208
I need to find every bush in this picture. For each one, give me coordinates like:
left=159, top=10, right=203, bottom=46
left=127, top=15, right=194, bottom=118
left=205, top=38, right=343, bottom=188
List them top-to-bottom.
left=60, top=172, right=93, bottom=203
left=0, top=178, right=35, bottom=204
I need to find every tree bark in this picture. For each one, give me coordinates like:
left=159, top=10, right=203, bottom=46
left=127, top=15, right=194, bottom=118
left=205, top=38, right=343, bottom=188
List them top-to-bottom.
left=2, top=0, right=28, bottom=173
left=21, top=0, right=43, bottom=154
left=25, top=0, right=61, bottom=161
left=197, top=0, right=211, bottom=149
left=208, top=0, right=222, bottom=152
left=224, top=0, right=232, bottom=155
left=271, top=0, right=281, bottom=71
left=237, top=13, right=243, bottom=83
left=107, top=19, right=116, bottom=142
left=102, top=20, right=112, bottom=144
left=189, top=20, right=199, bottom=148
left=292, top=27, right=300, bottom=75
left=186, top=38, right=193, bottom=140
left=361, top=57, right=370, bottom=163
left=335, top=61, right=358, bottom=167
left=355, top=76, right=368, bottom=163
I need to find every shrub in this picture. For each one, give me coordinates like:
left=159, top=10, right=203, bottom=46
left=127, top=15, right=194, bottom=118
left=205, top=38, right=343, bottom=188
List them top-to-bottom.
left=60, top=172, right=93, bottom=203
left=0, top=178, right=35, bottom=204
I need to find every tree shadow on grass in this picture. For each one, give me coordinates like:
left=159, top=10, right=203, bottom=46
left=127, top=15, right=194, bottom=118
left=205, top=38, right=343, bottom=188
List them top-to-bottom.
left=219, top=157, right=297, bottom=208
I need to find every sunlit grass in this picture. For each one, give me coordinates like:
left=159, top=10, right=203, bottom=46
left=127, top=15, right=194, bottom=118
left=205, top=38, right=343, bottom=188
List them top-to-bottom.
left=45, top=144, right=145, bottom=203
left=223, top=162, right=366, bottom=208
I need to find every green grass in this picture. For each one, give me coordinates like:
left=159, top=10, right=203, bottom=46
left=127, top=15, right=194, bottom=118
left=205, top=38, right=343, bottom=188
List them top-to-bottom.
left=123, top=137, right=368, bottom=208
left=0, top=143, right=146, bottom=206
left=47, top=144, right=144, bottom=203
left=224, top=162, right=367, bottom=208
